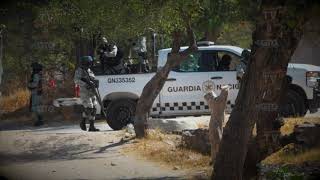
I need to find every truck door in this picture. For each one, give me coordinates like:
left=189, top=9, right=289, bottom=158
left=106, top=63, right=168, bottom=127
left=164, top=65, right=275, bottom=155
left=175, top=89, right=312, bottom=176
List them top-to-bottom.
left=157, top=50, right=215, bottom=116
left=207, top=50, right=241, bottom=108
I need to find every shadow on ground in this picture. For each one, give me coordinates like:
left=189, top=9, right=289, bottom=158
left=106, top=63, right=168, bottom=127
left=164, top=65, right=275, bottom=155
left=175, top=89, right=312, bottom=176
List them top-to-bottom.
left=0, top=133, right=134, bottom=165
left=95, top=137, right=135, bottom=154
left=120, top=177, right=187, bottom=180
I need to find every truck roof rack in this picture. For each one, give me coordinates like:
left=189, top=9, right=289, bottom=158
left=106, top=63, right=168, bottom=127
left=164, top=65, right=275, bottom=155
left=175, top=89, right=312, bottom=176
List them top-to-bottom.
left=197, top=41, right=215, bottom=46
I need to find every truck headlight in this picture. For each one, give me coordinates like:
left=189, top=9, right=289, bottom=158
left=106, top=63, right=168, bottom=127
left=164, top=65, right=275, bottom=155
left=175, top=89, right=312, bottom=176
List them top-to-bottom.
left=306, top=71, right=320, bottom=88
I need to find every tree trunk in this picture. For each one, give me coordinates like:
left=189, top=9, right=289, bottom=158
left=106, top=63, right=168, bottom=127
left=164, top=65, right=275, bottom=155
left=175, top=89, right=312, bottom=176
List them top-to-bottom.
left=213, top=1, right=309, bottom=179
left=243, top=12, right=320, bottom=180
left=134, top=18, right=198, bottom=138
left=0, top=31, right=3, bottom=95
left=134, top=63, right=173, bottom=137
left=204, top=86, right=229, bottom=164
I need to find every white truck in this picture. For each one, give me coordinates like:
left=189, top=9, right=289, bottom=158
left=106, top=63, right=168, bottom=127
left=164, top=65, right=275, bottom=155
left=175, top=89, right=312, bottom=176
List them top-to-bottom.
left=55, top=42, right=320, bottom=130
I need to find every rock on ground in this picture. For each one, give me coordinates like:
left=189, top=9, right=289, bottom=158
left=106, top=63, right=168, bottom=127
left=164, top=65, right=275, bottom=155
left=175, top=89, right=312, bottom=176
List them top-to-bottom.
left=148, top=116, right=210, bottom=132
left=294, top=123, right=320, bottom=147
left=181, top=129, right=211, bottom=155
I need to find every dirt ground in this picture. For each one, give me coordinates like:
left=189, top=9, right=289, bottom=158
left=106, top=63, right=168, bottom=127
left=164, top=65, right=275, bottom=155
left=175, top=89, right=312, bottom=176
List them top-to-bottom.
left=1, top=111, right=319, bottom=180
left=0, top=118, right=204, bottom=180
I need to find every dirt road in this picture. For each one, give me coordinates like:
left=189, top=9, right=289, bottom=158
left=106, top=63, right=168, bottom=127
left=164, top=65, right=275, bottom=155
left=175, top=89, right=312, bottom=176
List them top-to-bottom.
left=1, top=111, right=318, bottom=180
left=0, top=120, right=190, bottom=180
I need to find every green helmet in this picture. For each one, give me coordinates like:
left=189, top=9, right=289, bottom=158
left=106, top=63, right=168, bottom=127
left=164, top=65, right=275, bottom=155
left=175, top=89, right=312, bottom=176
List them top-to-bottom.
left=80, top=56, right=93, bottom=68
left=31, top=62, right=43, bottom=72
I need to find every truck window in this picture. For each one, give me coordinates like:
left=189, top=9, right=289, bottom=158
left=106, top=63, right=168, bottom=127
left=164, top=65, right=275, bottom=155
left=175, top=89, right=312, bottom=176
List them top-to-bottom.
left=173, top=51, right=218, bottom=72
left=199, top=51, right=218, bottom=72
left=216, top=51, right=241, bottom=71
left=180, top=52, right=201, bottom=72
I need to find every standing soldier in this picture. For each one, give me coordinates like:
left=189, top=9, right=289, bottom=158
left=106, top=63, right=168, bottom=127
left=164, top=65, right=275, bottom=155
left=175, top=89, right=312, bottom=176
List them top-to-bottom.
left=0, top=25, right=5, bottom=96
left=133, top=36, right=149, bottom=73
left=97, top=37, right=124, bottom=74
left=97, top=37, right=110, bottom=73
left=236, top=49, right=251, bottom=81
left=74, top=56, right=100, bottom=131
left=28, top=62, right=44, bottom=126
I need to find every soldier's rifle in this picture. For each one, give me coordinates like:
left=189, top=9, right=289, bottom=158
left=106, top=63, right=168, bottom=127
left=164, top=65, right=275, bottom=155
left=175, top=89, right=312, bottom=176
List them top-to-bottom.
left=82, top=69, right=108, bottom=119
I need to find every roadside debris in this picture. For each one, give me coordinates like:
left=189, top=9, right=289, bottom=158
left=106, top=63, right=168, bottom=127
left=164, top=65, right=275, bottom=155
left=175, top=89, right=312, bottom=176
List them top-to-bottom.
left=294, top=123, right=320, bottom=147
left=181, top=129, right=210, bottom=155
left=173, top=166, right=180, bottom=170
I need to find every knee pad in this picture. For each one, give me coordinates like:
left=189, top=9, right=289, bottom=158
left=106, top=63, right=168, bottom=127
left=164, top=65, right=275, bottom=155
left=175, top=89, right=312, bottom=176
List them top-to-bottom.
left=83, top=107, right=93, bottom=115
left=83, top=107, right=95, bottom=120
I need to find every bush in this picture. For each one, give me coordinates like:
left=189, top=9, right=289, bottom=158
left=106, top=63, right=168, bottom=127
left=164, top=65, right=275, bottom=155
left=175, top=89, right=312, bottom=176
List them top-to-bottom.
left=0, top=89, right=30, bottom=116
left=266, top=166, right=304, bottom=180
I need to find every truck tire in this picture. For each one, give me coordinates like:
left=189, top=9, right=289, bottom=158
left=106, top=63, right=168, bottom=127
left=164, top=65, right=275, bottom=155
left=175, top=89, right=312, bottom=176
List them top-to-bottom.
left=281, top=89, right=306, bottom=117
left=106, top=99, right=136, bottom=130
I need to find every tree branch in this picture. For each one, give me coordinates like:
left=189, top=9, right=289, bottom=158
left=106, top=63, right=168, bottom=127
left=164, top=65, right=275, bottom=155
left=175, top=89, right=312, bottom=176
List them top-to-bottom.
left=184, top=14, right=197, bottom=48
left=179, top=15, right=198, bottom=58
left=171, top=30, right=182, bottom=54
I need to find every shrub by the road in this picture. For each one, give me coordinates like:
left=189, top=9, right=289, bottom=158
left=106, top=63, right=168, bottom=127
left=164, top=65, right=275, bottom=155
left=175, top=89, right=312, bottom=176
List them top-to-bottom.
left=0, top=89, right=30, bottom=115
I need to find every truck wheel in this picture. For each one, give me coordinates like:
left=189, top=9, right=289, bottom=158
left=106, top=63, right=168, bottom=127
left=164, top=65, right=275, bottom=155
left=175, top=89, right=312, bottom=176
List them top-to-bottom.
left=281, top=89, right=306, bottom=117
left=106, top=99, right=136, bottom=130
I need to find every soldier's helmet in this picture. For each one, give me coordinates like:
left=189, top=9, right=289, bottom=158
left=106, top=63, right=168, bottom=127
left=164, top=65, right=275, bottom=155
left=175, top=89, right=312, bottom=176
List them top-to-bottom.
left=241, top=49, right=251, bottom=63
left=80, top=56, right=93, bottom=68
left=31, top=62, right=43, bottom=72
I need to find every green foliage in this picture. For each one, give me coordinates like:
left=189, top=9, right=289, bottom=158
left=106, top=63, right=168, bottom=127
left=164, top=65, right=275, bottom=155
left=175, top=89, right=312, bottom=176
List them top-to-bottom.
left=1, top=0, right=255, bottom=89
left=196, top=0, right=244, bottom=40
left=217, top=21, right=253, bottom=48
left=266, top=166, right=304, bottom=180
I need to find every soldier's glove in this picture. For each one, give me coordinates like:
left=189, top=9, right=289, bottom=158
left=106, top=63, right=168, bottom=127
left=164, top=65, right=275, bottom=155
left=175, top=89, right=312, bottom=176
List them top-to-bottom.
left=81, top=78, right=96, bottom=89
left=81, top=78, right=90, bottom=84
left=92, top=79, right=99, bottom=88
left=88, top=81, right=97, bottom=89
left=91, top=81, right=98, bottom=89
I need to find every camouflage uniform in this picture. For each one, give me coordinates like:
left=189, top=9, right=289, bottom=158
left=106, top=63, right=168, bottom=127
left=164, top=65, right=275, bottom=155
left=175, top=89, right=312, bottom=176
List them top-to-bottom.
left=133, top=36, right=149, bottom=72
left=97, top=37, right=125, bottom=74
left=236, top=49, right=250, bottom=80
left=74, top=56, right=99, bottom=131
left=236, top=61, right=247, bottom=80
left=28, top=63, right=43, bottom=126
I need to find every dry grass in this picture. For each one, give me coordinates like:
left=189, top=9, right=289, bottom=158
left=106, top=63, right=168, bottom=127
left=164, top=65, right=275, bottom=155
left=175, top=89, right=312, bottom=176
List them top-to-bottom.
left=0, top=89, right=30, bottom=115
left=126, top=117, right=320, bottom=167
left=262, top=117, right=320, bottom=165
left=281, top=117, right=320, bottom=135
left=196, top=121, right=209, bottom=129
left=124, top=129, right=211, bottom=171
left=263, top=144, right=320, bottom=165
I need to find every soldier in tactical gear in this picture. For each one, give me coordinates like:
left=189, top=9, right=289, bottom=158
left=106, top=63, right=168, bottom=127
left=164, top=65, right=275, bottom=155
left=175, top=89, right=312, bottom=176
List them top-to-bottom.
left=133, top=36, right=149, bottom=73
left=97, top=37, right=124, bottom=74
left=236, top=49, right=251, bottom=80
left=74, top=56, right=100, bottom=131
left=28, top=62, right=44, bottom=126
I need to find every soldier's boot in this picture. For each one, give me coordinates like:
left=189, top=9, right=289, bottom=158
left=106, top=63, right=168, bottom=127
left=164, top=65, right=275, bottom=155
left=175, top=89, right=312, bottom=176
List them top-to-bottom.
left=34, top=114, right=44, bottom=126
left=80, top=118, right=87, bottom=131
left=34, top=120, right=44, bottom=126
left=88, top=121, right=100, bottom=132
